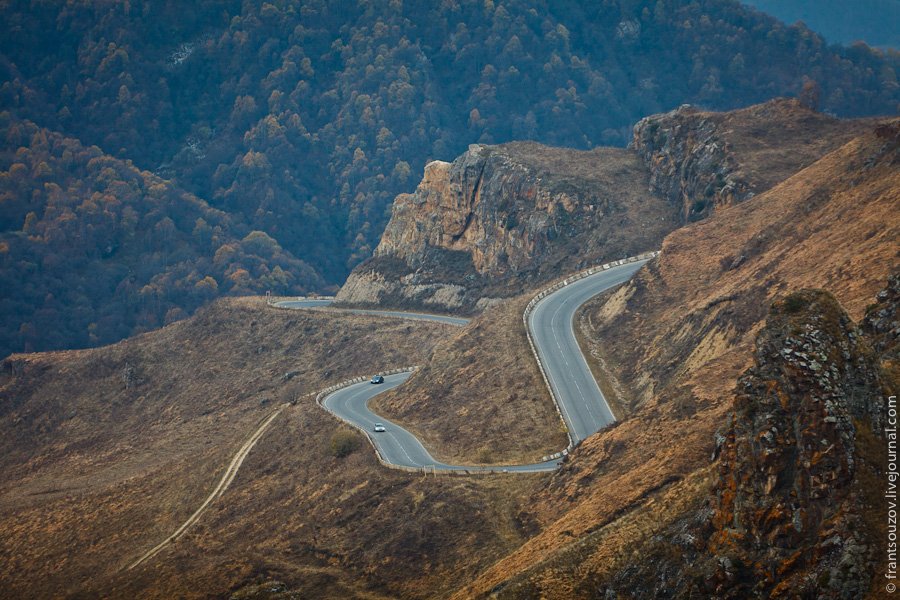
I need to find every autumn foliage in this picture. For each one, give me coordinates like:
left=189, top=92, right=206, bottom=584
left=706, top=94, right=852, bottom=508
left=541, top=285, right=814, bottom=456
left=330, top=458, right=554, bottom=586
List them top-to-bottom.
left=1, top=0, right=898, bottom=356
left=0, top=116, right=321, bottom=355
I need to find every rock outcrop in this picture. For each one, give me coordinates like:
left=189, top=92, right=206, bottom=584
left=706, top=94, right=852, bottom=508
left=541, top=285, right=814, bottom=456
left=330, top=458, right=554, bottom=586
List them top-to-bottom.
left=631, top=99, right=869, bottom=222
left=338, top=100, right=867, bottom=314
left=632, top=103, right=749, bottom=221
left=336, top=141, right=678, bottom=312
left=376, top=148, right=564, bottom=276
left=588, top=287, right=892, bottom=599
left=704, top=290, right=885, bottom=598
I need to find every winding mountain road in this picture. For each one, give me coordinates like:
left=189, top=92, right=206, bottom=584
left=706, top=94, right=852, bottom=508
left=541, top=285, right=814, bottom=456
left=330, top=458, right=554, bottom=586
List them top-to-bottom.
left=129, top=257, right=652, bottom=569
left=284, top=258, right=651, bottom=471
left=527, top=260, right=647, bottom=442
left=323, top=372, right=560, bottom=472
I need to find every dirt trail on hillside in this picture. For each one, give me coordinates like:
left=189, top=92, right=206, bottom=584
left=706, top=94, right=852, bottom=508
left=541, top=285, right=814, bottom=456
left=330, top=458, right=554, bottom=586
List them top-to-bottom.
left=126, top=406, right=285, bottom=570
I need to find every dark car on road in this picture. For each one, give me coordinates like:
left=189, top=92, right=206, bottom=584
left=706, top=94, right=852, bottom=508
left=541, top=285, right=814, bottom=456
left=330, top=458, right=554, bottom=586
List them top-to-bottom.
left=370, top=375, right=385, bottom=384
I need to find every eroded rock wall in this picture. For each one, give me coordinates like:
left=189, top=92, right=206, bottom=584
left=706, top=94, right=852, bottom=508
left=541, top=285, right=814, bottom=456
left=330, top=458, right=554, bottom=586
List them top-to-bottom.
left=632, top=104, right=749, bottom=221
left=337, top=141, right=677, bottom=312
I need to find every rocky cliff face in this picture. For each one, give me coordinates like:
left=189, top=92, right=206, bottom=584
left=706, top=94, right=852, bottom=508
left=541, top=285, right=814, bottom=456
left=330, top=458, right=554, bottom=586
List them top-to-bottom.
left=631, top=99, right=869, bottom=222
left=338, top=100, right=866, bottom=313
left=632, top=104, right=749, bottom=221
left=336, top=141, right=678, bottom=312
left=376, top=149, right=561, bottom=276
left=588, top=287, right=892, bottom=599
left=703, top=290, right=886, bottom=598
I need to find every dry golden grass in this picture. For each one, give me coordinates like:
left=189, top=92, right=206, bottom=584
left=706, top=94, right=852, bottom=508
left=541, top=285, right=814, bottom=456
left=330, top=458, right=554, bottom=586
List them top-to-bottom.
left=711, top=99, right=874, bottom=194
left=612, top=121, right=900, bottom=411
left=453, top=122, right=899, bottom=598
left=370, top=294, right=569, bottom=464
left=0, top=298, right=546, bottom=599
left=451, top=400, right=729, bottom=599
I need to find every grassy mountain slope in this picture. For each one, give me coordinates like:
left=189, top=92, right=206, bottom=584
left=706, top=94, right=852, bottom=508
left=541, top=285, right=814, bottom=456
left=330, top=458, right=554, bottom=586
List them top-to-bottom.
left=0, top=117, right=896, bottom=598
left=451, top=119, right=899, bottom=598
left=599, top=120, right=898, bottom=416
left=0, top=299, right=546, bottom=598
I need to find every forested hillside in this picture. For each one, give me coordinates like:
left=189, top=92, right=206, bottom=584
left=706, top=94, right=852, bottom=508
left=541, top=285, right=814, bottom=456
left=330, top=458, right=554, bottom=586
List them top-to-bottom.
left=2, top=0, right=899, bottom=356
left=742, top=0, right=900, bottom=48
left=0, top=116, right=321, bottom=354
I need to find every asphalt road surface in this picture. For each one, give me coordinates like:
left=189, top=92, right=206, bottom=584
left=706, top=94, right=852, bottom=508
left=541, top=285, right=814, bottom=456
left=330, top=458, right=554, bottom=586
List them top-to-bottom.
left=313, top=259, right=648, bottom=470
left=527, top=260, right=648, bottom=442
left=274, top=299, right=470, bottom=326
left=322, top=372, right=561, bottom=472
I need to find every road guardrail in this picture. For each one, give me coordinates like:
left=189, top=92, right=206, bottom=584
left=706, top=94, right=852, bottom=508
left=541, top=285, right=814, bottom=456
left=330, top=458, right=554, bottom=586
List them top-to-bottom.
left=281, top=250, right=660, bottom=471
left=522, top=251, right=660, bottom=459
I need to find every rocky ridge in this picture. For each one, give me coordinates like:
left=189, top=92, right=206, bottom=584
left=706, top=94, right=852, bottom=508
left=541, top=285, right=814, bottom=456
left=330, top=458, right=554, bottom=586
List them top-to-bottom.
left=631, top=98, right=869, bottom=222
left=337, top=100, right=868, bottom=314
left=337, top=141, right=676, bottom=312
left=862, top=271, right=900, bottom=359
left=599, top=286, right=893, bottom=599
left=704, top=290, right=886, bottom=598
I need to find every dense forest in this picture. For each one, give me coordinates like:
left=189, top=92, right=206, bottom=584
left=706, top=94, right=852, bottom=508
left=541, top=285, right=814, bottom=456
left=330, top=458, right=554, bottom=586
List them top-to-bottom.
left=1, top=0, right=899, bottom=357
left=742, top=0, right=900, bottom=48
left=0, top=115, right=321, bottom=353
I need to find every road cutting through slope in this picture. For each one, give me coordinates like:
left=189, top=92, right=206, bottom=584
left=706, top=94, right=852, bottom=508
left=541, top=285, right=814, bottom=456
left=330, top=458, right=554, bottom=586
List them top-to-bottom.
left=129, top=255, right=653, bottom=568
left=309, top=256, right=655, bottom=471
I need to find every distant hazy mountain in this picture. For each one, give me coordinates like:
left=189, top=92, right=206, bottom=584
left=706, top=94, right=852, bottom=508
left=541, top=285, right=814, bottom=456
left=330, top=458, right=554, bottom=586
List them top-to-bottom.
left=743, top=0, right=900, bottom=48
